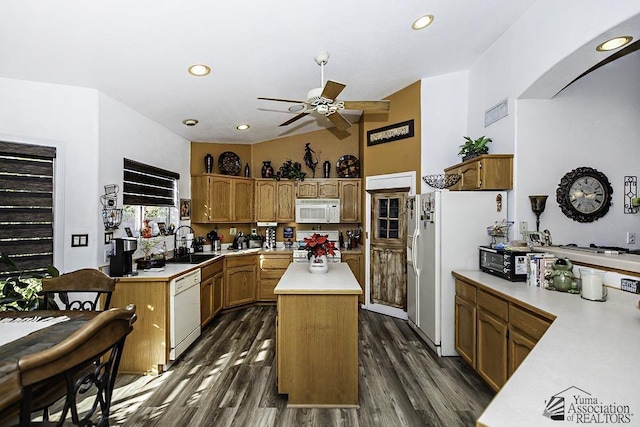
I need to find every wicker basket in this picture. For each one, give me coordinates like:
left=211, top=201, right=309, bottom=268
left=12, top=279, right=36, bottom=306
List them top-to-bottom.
left=422, top=174, right=461, bottom=189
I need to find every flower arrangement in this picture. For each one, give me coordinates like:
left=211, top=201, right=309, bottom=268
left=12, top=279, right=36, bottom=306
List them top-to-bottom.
left=302, top=233, right=336, bottom=260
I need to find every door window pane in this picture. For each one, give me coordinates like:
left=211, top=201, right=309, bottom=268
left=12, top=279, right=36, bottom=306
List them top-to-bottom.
left=389, top=198, right=399, bottom=218
left=378, top=199, right=388, bottom=217
left=389, top=220, right=399, bottom=238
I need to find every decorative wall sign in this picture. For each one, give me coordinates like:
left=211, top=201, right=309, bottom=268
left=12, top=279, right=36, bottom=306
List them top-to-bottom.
left=485, top=98, right=509, bottom=127
left=367, top=120, right=414, bottom=146
left=624, top=176, right=638, bottom=214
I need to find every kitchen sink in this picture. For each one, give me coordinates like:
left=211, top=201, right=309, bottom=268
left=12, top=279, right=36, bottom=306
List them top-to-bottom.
left=167, top=253, right=221, bottom=264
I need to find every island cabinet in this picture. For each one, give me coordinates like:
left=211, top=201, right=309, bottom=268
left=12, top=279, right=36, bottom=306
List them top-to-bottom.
left=444, top=154, right=513, bottom=191
left=191, top=174, right=254, bottom=223
left=255, top=179, right=295, bottom=222
left=258, top=253, right=292, bottom=301
left=341, top=253, right=364, bottom=303
left=224, top=255, right=257, bottom=308
left=200, top=257, right=224, bottom=326
left=275, top=263, right=361, bottom=407
left=454, top=274, right=554, bottom=392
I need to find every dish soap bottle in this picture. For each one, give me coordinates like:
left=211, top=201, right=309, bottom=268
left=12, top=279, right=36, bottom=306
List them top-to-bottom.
left=339, top=231, right=345, bottom=249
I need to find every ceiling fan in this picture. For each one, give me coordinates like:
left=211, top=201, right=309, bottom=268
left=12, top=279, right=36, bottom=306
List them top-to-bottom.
left=258, top=52, right=390, bottom=131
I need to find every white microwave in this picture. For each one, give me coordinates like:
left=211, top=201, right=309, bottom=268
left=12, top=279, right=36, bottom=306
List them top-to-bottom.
left=295, top=198, right=341, bottom=223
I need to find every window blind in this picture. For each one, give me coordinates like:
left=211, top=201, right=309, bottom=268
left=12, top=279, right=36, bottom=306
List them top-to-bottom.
left=0, top=141, right=56, bottom=279
left=122, top=158, right=180, bottom=207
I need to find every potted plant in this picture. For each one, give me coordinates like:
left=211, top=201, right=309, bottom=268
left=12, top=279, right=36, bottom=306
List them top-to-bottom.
left=458, top=136, right=492, bottom=161
left=274, top=159, right=306, bottom=181
left=302, top=233, right=336, bottom=274
left=136, top=236, right=165, bottom=269
left=0, top=251, right=59, bottom=311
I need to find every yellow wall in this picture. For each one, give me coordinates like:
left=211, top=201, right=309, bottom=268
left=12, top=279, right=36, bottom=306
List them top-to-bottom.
left=361, top=81, right=421, bottom=190
left=191, top=142, right=252, bottom=176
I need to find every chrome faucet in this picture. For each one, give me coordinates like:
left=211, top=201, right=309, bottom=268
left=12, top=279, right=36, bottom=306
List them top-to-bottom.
left=174, top=225, right=195, bottom=256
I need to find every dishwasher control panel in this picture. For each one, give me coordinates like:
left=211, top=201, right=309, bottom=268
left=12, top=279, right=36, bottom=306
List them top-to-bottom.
left=171, top=269, right=201, bottom=295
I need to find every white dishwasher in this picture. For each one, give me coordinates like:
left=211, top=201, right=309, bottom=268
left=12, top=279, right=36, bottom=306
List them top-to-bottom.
left=170, top=269, right=201, bottom=360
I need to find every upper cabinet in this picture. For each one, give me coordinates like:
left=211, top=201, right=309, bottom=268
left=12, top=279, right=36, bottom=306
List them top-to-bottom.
left=444, top=154, right=513, bottom=191
left=191, top=175, right=254, bottom=223
left=255, top=179, right=295, bottom=222
left=296, top=179, right=340, bottom=199
left=339, top=179, right=360, bottom=223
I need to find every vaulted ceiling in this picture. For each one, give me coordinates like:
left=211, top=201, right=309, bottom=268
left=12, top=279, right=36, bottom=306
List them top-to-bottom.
left=0, top=1, right=538, bottom=144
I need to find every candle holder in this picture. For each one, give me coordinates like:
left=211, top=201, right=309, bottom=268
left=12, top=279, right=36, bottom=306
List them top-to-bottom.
left=529, top=195, right=548, bottom=232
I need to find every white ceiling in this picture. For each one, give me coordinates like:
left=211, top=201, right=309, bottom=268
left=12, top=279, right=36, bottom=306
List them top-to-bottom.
left=0, top=1, right=538, bottom=144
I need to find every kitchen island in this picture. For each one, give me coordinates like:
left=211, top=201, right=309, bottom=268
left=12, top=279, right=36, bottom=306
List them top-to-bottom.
left=274, top=263, right=362, bottom=407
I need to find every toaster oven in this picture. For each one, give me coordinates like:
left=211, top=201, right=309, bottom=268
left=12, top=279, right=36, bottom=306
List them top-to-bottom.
left=478, top=246, right=536, bottom=282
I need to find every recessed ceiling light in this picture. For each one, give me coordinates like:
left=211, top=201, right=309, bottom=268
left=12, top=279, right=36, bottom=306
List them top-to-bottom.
left=412, top=14, right=434, bottom=30
left=596, top=36, right=633, bottom=52
left=188, top=64, right=211, bottom=76
left=288, top=104, right=306, bottom=113
left=182, top=119, right=198, bottom=126
left=236, top=124, right=250, bottom=130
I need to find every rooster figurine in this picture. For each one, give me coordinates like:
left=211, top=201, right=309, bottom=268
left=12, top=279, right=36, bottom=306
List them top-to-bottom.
left=303, top=143, right=319, bottom=178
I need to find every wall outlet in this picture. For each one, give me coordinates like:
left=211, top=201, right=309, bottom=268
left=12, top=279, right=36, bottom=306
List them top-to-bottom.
left=519, top=221, right=528, bottom=235
left=230, top=227, right=237, bottom=236
left=626, top=232, right=636, bottom=244
left=104, top=249, right=111, bottom=263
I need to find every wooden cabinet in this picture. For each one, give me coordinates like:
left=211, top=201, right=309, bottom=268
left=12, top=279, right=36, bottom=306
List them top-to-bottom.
left=444, top=154, right=513, bottom=191
left=191, top=174, right=253, bottom=223
left=255, top=179, right=295, bottom=222
left=296, top=179, right=340, bottom=199
left=339, top=179, right=361, bottom=222
left=258, top=253, right=291, bottom=301
left=342, top=253, right=364, bottom=303
left=224, top=255, right=257, bottom=308
left=201, top=258, right=224, bottom=326
left=453, top=274, right=554, bottom=392
left=454, top=279, right=477, bottom=368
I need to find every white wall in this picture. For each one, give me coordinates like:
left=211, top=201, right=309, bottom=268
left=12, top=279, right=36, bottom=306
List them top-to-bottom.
left=517, top=52, right=640, bottom=247
left=420, top=71, right=469, bottom=193
left=0, top=77, right=190, bottom=272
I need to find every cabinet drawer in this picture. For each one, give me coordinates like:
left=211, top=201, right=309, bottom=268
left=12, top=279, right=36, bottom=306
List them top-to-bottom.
left=225, top=255, right=255, bottom=268
left=260, top=256, right=291, bottom=270
left=201, top=259, right=223, bottom=279
left=260, top=269, right=287, bottom=280
left=455, top=279, right=477, bottom=303
left=478, top=290, right=508, bottom=322
left=509, top=304, right=552, bottom=341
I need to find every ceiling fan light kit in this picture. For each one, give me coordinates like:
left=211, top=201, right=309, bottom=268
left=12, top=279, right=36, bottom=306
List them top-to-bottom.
left=258, top=52, right=390, bottom=131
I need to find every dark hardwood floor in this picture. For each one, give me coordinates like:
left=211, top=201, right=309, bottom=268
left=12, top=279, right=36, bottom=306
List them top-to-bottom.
left=91, top=306, right=493, bottom=426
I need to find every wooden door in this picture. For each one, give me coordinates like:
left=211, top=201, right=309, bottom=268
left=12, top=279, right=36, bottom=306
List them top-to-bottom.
left=191, top=176, right=211, bottom=223
left=209, top=177, right=232, bottom=222
left=233, top=179, right=254, bottom=222
left=255, top=180, right=277, bottom=221
left=318, top=180, right=339, bottom=198
left=340, top=180, right=361, bottom=222
left=276, top=181, right=295, bottom=222
left=296, top=182, right=318, bottom=198
left=370, top=191, right=406, bottom=309
left=342, top=253, right=363, bottom=303
left=212, top=270, right=224, bottom=317
left=200, top=275, right=213, bottom=326
left=455, top=295, right=476, bottom=368
left=477, top=309, right=508, bottom=391
left=508, top=328, right=536, bottom=376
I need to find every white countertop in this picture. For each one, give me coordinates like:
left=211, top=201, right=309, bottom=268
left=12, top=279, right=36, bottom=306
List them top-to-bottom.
left=537, top=246, right=640, bottom=274
left=274, top=263, right=362, bottom=295
left=454, top=270, right=640, bottom=427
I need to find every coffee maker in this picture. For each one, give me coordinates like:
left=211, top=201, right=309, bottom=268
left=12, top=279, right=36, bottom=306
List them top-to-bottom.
left=110, top=237, right=137, bottom=277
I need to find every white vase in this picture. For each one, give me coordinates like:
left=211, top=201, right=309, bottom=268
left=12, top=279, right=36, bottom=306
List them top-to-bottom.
left=309, top=254, right=329, bottom=274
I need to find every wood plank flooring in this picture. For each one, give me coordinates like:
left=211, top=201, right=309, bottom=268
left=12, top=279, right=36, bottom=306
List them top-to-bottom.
left=74, top=306, right=494, bottom=426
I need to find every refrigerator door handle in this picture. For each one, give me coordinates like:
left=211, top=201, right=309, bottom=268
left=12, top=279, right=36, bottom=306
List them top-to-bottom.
left=412, top=232, right=419, bottom=275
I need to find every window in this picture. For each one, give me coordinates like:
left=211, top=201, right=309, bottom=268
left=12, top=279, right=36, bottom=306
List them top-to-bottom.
left=0, top=141, right=56, bottom=279
left=377, top=197, right=401, bottom=239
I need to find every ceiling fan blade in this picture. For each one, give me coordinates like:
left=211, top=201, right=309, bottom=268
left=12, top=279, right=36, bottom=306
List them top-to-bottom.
left=321, top=80, right=346, bottom=101
left=258, top=97, right=305, bottom=104
left=342, top=100, right=391, bottom=111
left=279, top=112, right=310, bottom=127
left=328, top=112, right=351, bottom=131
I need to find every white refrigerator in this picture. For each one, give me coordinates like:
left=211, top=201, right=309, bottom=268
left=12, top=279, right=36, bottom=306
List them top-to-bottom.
left=407, top=190, right=507, bottom=356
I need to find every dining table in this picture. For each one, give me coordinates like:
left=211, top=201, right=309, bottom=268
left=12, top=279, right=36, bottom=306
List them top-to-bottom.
left=0, top=310, right=99, bottom=422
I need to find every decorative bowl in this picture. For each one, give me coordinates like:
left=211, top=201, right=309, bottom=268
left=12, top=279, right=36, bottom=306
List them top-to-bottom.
left=422, top=174, right=461, bottom=189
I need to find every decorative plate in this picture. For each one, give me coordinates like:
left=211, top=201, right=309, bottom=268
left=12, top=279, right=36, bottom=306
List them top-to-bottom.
left=218, top=151, right=241, bottom=176
left=336, top=155, right=360, bottom=178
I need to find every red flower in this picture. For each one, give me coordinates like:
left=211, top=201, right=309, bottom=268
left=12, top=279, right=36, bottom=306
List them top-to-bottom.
left=303, top=233, right=336, bottom=259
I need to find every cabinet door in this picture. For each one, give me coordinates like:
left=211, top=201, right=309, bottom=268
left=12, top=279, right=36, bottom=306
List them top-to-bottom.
left=459, top=161, right=481, bottom=190
left=191, top=176, right=212, bottom=223
left=210, top=177, right=232, bottom=222
left=233, top=179, right=254, bottom=222
left=255, top=180, right=277, bottom=221
left=318, top=180, right=339, bottom=198
left=339, top=180, right=361, bottom=222
left=276, top=181, right=295, bottom=222
left=297, top=182, right=318, bottom=198
left=342, top=254, right=363, bottom=304
left=225, top=264, right=256, bottom=308
left=212, top=270, right=224, bottom=316
left=200, top=276, right=214, bottom=326
left=455, top=295, right=477, bottom=368
left=477, top=309, right=508, bottom=392
left=508, top=328, right=536, bottom=376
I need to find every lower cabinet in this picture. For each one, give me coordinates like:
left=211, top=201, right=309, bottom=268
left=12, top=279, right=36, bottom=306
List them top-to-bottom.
left=258, top=253, right=291, bottom=301
left=342, top=253, right=363, bottom=303
left=224, top=255, right=257, bottom=308
left=201, top=258, right=224, bottom=326
left=454, top=275, right=554, bottom=392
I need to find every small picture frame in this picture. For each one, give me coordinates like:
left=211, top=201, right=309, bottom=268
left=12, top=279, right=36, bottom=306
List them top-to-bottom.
left=180, top=199, right=191, bottom=220
left=157, top=222, right=167, bottom=235
left=124, top=227, right=133, bottom=237
left=524, top=231, right=544, bottom=246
